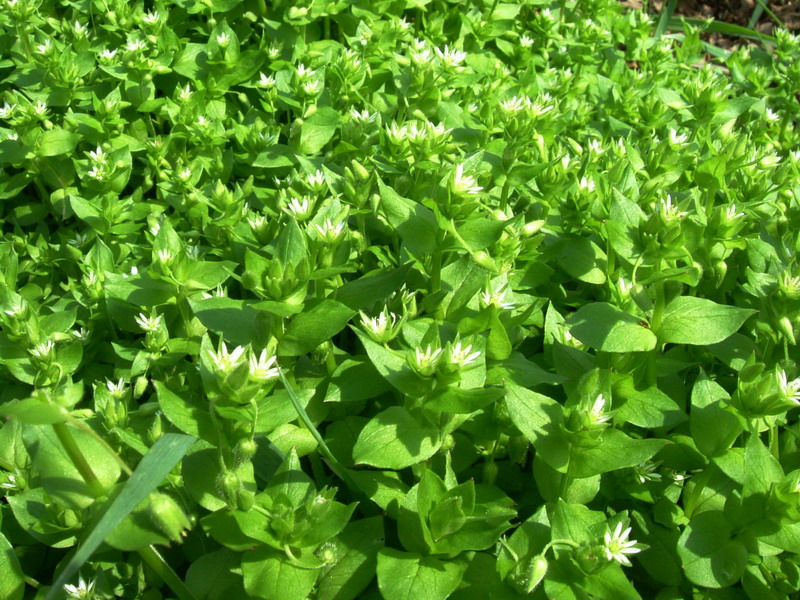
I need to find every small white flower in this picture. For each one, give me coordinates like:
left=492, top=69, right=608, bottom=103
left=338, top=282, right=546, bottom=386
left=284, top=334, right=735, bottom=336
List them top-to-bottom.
left=143, top=10, right=159, bottom=24
left=397, top=17, right=410, bottom=31
left=216, top=32, right=230, bottom=46
left=520, top=34, right=534, bottom=48
left=126, top=38, right=147, bottom=52
left=36, top=39, right=52, bottom=54
left=267, top=41, right=282, bottom=59
left=434, top=44, right=467, bottom=67
left=410, top=47, right=432, bottom=66
left=98, top=48, right=117, bottom=60
left=296, top=64, right=315, bottom=81
left=258, top=72, right=275, bottom=88
left=302, top=79, right=322, bottom=95
left=178, top=84, right=193, bottom=101
left=500, top=96, right=529, bottom=113
left=32, top=100, right=48, bottom=118
left=0, top=102, right=15, bottom=119
left=351, top=108, right=376, bottom=123
left=766, top=108, right=780, bottom=122
left=197, top=115, right=208, bottom=127
left=386, top=121, right=408, bottom=145
left=668, top=128, right=689, bottom=146
left=6, top=131, right=18, bottom=141
left=587, top=139, right=604, bottom=155
left=88, top=146, right=107, bottom=164
left=760, top=152, right=782, bottom=168
left=452, top=163, right=482, bottom=195
left=87, top=165, right=106, bottom=180
left=178, top=168, right=192, bottom=182
left=306, top=169, right=325, bottom=189
left=578, top=176, right=595, bottom=192
left=658, top=194, right=688, bottom=221
left=284, top=196, right=314, bottom=220
left=724, top=204, right=745, bottom=222
left=311, top=219, right=347, bottom=243
left=186, top=245, right=200, bottom=260
left=157, top=248, right=173, bottom=264
left=618, top=277, right=634, bottom=297
left=480, top=283, right=517, bottom=310
left=201, top=285, right=226, bottom=299
left=360, top=308, right=399, bottom=343
left=135, top=313, right=162, bottom=332
left=72, top=327, right=89, bottom=341
left=445, top=338, right=481, bottom=369
left=29, top=340, right=55, bottom=359
left=207, top=341, right=247, bottom=373
left=412, top=345, right=443, bottom=376
left=249, top=349, right=279, bottom=381
left=777, top=370, right=800, bottom=405
left=106, top=378, right=126, bottom=397
left=588, top=394, right=611, bottom=425
left=633, top=460, right=662, bottom=484
left=0, top=474, right=17, bottom=490
left=603, top=523, right=641, bottom=567
left=63, top=575, right=96, bottom=600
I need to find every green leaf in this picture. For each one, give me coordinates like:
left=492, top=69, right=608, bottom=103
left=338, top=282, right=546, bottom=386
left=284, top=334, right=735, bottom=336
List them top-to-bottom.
left=297, top=106, right=340, bottom=154
left=38, top=129, right=80, bottom=157
left=252, top=144, right=295, bottom=168
left=377, top=178, right=438, bottom=256
left=555, top=235, right=608, bottom=285
left=333, top=264, right=413, bottom=310
left=657, top=297, right=756, bottom=345
left=190, top=298, right=262, bottom=347
left=278, top=299, right=355, bottom=356
left=567, top=303, right=657, bottom=353
left=355, top=331, right=429, bottom=396
left=690, top=373, right=742, bottom=457
left=155, top=382, right=218, bottom=445
left=504, top=384, right=563, bottom=446
left=616, top=387, right=686, bottom=428
left=0, top=397, right=67, bottom=424
left=352, top=406, right=441, bottom=469
left=23, top=424, right=121, bottom=510
left=568, top=429, right=667, bottom=478
left=45, top=434, right=196, bottom=600
left=677, top=511, right=748, bottom=588
left=317, top=517, right=385, bottom=600
left=0, top=531, right=24, bottom=600
left=242, top=548, right=319, bottom=600
left=377, top=548, right=467, bottom=600
left=186, top=549, right=247, bottom=600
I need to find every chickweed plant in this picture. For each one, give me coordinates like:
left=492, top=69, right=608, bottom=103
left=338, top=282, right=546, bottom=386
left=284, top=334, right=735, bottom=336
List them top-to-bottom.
left=1, top=0, right=800, bottom=598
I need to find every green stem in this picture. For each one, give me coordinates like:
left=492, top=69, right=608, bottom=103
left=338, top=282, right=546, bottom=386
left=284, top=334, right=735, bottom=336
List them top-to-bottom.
left=647, top=279, right=666, bottom=386
left=53, top=423, right=105, bottom=497
left=138, top=546, right=195, bottom=600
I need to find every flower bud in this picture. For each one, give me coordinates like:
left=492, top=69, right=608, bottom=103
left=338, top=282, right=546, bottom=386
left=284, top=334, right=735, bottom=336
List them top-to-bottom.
left=134, top=376, right=149, bottom=399
left=217, top=470, right=242, bottom=507
left=147, top=492, right=192, bottom=542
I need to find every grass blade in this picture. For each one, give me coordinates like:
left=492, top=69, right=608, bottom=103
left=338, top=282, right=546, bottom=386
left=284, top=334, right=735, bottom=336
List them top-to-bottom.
left=655, top=0, right=679, bottom=39
left=749, top=0, right=785, bottom=29
left=667, top=17, right=777, bottom=44
left=46, top=433, right=196, bottom=600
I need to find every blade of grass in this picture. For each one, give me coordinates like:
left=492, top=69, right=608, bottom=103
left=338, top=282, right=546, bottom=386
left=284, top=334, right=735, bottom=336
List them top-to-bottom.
left=655, top=0, right=679, bottom=39
left=749, top=0, right=785, bottom=30
left=748, top=2, right=765, bottom=29
left=667, top=16, right=777, bottom=44
left=46, top=433, right=197, bottom=600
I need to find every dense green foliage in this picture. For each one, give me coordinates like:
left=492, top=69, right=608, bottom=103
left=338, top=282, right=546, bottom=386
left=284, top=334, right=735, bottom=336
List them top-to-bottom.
left=1, top=0, right=800, bottom=598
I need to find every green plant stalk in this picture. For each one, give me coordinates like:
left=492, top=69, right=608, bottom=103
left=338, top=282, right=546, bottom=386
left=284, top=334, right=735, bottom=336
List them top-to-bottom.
left=647, top=280, right=666, bottom=386
left=53, top=423, right=106, bottom=497
left=139, top=546, right=195, bottom=600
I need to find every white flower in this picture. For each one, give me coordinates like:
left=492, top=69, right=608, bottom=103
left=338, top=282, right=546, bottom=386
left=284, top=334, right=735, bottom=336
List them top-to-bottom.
left=143, top=10, right=159, bottom=24
left=216, top=32, right=230, bottom=46
left=520, top=34, right=534, bottom=48
left=126, top=38, right=147, bottom=52
left=36, top=39, right=52, bottom=54
left=267, top=42, right=282, bottom=59
left=434, top=44, right=467, bottom=67
left=410, top=46, right=432, bottom=66
left=98, top=48, right=117, bottom=60
left=296, top=64, right=315, bottom=81
left=258, top=72, right=275, bottom=88
left=302, top=79, right=321, bottom=95
left=178, top=84, right=193, bottom=101
left=500, top=96, right=529, bottom=113
left=529, top=99, right=554, bottom=117
left=32, top=100, right=48, bottom=117
left=0, top=102, right=15, bottom=119
left=351, top=108, right=376, bottom=123
left=766, top=108, right=780, bottom=122
left=197, top=115, right=208, bottom=126
left=386, top=121, right=408, bottom=145
left=668, top=128, right=689, bottom=145
left=6, top=132, right=18, bottom=141
left=587, top=139, right=604, bottom=155
left=88, top=146, right=107, bottom=164
left=760, top=152, right=782, bottom=168
left=452, top=163, right=482, bottom=195
left=87, top=165, right=105, bottom=180
left=178, top=168, right=192, bottom=181
left=306, top=169, right=325, bottom=189
left=578, top=176, right=595, bottom=192
left=658, top=194, right=687, bottom=221
left=284, top=196, right=314, bottom=220
left=724, top=204, right=745, bottom=222
left=311, top=219, right=347, bottom=243
left=157, top=248, right=173, bottom=264
left=780, top=272, right=800, bottom=298
left=618, top=277, right=634, bottom=297
left=480, top=283, right=516, bottom=310
left=201, top=285, right=226, bottom=299
left=360, top=308, right=399, bottom=343
left=135, top=313, right=162, bottom=332
left=72, top=327, right=89, bottom=341
left=445, top=338, right=481, bottom=368
left=29, top=340, right=55, bottom=359
left=207, top=341, right=246, bottom=373
left=412, top=345, right=443, bottom=376
left=249, top=349, right=279, bottom=381
left=777, top=370, right=800, bottom=405
left=106, top=378, right=126, bottom=397
left=588, top=394, right=611, bottom=425
left=633, top=460, right=662, bottom=484
left=0, top=474, right=17, bottom=490
left=603, top=523, right=641, bottom=567
left=63, top=575, right=96, bottom=600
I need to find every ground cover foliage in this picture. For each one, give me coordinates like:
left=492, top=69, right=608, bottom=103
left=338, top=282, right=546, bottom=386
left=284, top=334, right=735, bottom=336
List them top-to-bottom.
left=1, top=0, right=800, bottom=598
